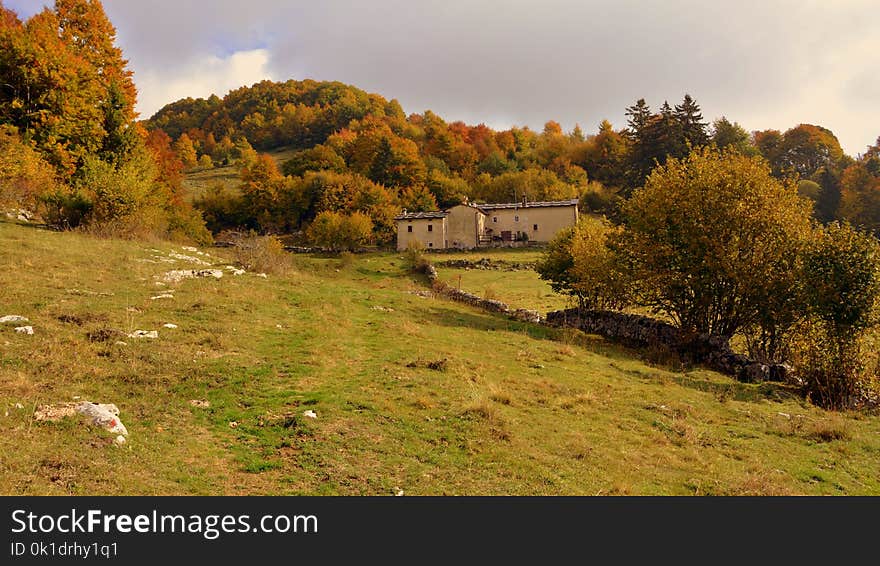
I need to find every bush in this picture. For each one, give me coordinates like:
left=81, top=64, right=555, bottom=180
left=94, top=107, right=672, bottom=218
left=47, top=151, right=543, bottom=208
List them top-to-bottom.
left=0, top=127, right=61, bottom=214
left=306, top=210, right=373, bottom=252
left=536, top=217, right=631, bottom=310
left=792, top=222, right=880, bottom=408
left=228, top=232, right=292, bottom=275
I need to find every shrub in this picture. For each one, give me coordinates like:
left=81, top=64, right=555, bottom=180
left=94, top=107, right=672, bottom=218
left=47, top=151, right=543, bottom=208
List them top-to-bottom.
left=0, top=126, right=61, bottom=214
left=306, top=210, right=373, bottom=252
left=536, top=217, right=631, bottom=311
left=792, top=222, right=880, bottom=408
left=229, top=232, right=292, bottom=274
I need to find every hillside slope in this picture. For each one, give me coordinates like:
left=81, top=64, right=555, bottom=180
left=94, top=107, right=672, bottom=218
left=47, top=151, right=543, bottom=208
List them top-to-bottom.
left=1, top=221, right=878, bottom=495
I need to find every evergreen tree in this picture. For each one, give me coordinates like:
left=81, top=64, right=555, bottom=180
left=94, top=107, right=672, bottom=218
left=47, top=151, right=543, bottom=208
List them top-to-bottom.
left=674, top=94, right=709, bottom=148
left=624, top=98, right=652, bottom=141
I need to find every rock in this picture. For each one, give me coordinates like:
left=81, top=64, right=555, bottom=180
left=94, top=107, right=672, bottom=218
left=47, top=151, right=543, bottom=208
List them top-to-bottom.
left=182, top=246, right=198, bottom=252
left=168, top=251, right=210, bottom=266
left=225, top=266, right=246, bottom=276
left=162, top=269, right=223, bottom=283
left=256, top=273, right=268, bottom=279
left=151, top=293, right=175, bottom=300
left=371, top=306, right=395, bottom=313
left=512, top=309, right=543, bottom=324
left=0, top=315, right=29, bottom=324
left=163, top=323, right=179, bottom=329
left=14, top=326, right=34, bottom=335
left=128, top=330, right=159, bottom=339
left=115, top=341, right=128, bottom=346
left=189, top=399, right=210, bottom=409
left=34, top=402, right=128, bottom=436
left=77, top=402, right=128, bottom=436
left=14, top=403, right=23, bottom=410
left=34, top=403, right=79, bottom=422
left=303, top=410, right=318, bottom=419
left=228, top=421, right=239, bottom=429
left=114, top=435, right=127, bottom=445
left=394, top=488, right=404, bottom=497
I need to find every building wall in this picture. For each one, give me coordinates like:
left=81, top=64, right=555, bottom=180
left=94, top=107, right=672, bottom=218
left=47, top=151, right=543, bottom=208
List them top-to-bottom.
left=446, top=205, right=485, bottom=249
left=484, top=205, right=578, bottom=243
left=397, top=218, right=448, bottom=250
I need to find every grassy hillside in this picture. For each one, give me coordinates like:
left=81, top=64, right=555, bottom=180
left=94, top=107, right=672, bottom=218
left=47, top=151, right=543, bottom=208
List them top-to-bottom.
left=181, top=147, right=299, bottom=202
left=1, top=220, right=879, bottom=495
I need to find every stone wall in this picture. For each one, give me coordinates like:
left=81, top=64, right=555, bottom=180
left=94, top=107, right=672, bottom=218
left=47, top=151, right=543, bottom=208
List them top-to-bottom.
left=417, top=261, right=543, bottom=324
left=545, top=308, right=790, bottom=383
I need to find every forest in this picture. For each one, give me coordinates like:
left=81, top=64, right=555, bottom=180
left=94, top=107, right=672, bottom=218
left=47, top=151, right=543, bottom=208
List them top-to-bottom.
left=145, top=81, right=880, bottom=246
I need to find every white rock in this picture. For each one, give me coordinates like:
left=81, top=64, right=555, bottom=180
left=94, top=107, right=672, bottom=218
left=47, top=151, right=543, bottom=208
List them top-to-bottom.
left=182, top=246, right=198, bottom=252
left=168, top=252, right=210, bottom=266
left=225, top=266, right=246, bottom=276
left=162, top=269, right=224, bottom=283
left=257, top=273, right=268, bottom=279
left=151, top=294, right=175, bottom=300
left=0, top=315, right=29, bottom=324
left=163, top=323, right=178, bottom=329
left=14, top=326, right=34, bottom=335
left=128, top=330, right=158, bottom=339
left=115, top=341, right=128, bottom=346
left=77, top=402, right=128, bottom=436
left=14, top=403, right=23, bottom=409
left=303, top=410, right=318, bottom=419
left=114, top=435, right=127, bottom=445
left=394, top=488, right=405, bottom=497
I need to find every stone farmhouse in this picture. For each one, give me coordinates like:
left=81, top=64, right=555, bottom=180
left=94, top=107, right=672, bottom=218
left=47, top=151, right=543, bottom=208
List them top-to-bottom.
left=396, top=198, right=579, bottom=250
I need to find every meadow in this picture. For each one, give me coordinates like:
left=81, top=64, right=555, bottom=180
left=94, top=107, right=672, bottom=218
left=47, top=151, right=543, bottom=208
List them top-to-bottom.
left=1, top=220, right=879, bottom=495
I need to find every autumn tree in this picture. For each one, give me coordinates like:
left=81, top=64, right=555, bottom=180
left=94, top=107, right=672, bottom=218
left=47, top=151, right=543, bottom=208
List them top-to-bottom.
left=711, top=117, right=757, bottom=156
left=173, top=133, right=198, bottom=169
left=616, top=147, right=814, bottom=338
left=307, top=210, right=373, bottom=252
left=536, top=217, right=631, bottom=310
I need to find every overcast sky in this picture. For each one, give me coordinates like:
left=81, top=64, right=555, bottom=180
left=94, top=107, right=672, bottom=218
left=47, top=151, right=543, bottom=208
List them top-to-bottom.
left=8, top=0, right=879, bottom=155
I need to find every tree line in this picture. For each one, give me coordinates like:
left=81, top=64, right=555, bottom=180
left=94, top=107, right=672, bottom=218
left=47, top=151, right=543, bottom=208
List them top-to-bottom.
left=147, top=80, right=880, bottom=246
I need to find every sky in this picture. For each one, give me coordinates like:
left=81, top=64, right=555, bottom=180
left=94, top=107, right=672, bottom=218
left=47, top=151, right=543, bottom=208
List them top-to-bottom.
left=7, top=0, right=880, bottom=156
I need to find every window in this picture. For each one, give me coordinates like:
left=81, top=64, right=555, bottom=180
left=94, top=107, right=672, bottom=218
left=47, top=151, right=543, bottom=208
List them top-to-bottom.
left=515, top=215, right=519, bottom=222
left=493, top=217, right=498, bottom=223
left=428, top=224, right=433, bottom=232
left=533, top=224, right=539, bottom=231
left=407, top=226, right=413, bottom=233
left=428, top=242, right=433, bottom=248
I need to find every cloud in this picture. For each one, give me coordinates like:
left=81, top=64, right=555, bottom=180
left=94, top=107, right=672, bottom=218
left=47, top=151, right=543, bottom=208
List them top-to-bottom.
left=5, top=1, right=878, bottom=155
left=134, top=49, right=275, bottom=119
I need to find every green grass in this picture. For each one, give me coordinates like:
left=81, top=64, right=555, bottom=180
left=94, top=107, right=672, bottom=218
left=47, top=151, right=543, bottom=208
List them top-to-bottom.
left=1, top=220, right=879, bottom=495
left=431, top=249, right=572, bottom=313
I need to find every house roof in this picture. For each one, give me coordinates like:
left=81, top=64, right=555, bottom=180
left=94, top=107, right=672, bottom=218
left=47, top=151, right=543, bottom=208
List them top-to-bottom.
left=395, top=199, right=578, bottom=221
left=478, top=199, right=580, bottom=211
left=395, top=211, right=449, bottom=221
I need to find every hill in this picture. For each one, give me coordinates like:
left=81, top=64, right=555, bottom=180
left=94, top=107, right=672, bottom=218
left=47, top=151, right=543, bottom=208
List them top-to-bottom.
left=2, top=219, right=879, bottom=495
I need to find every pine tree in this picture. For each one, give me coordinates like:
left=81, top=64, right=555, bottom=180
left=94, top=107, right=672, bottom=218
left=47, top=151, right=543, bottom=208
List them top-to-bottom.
left=674, top=94, right=709, bottom=148
left=624, top=99, right=652, bottom=141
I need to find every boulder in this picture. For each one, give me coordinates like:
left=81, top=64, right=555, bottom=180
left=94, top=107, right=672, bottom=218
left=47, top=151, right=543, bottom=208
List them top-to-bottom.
left=0, top=315, right=28, bottom=325
left=14, top=326, right=34, bottom=335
